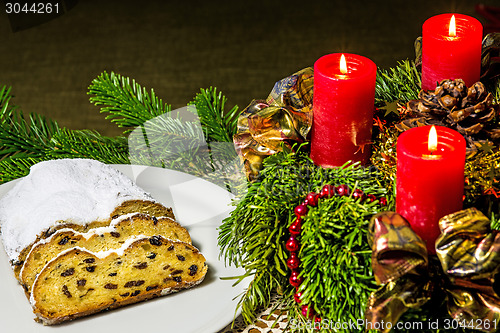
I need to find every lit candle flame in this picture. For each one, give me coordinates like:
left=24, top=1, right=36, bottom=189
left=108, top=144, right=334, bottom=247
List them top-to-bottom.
left=449, top=15, right=456, bottom=37
left=340, top=54, right=347, bottom=74
left=428, top=125, right=438, bottom=153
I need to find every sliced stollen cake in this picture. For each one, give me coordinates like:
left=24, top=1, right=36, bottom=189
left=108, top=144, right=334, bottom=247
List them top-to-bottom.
left=0, top=159, right=207, bottom=325
left=20, top=213, right=192, bottom=294
left=30, top=235, right=207, bottom=325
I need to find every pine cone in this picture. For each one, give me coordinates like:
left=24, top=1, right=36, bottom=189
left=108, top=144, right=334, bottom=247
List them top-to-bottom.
left=396, top=79, right=499, bottom=154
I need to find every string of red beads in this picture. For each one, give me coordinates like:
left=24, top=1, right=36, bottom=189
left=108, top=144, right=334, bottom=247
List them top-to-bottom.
left=286, top=184, right=387, bottom=320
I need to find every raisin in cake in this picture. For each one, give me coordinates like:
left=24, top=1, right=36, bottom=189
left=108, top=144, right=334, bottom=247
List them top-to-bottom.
left=0, top=159, right=207, bottom=325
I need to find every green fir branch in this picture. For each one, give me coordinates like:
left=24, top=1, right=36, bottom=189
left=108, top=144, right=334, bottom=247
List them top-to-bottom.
left=375, top=60, right=421, bottom=106
left=88, top=71, right=171, bottom=132
left=87, top=73, right=240, bottom=185
left=0, top=84, right=133, bottom=183
left=0, top=85, right=61, bottom=159
left=0, top=85, right=17, bottom=114
left=189, top=87, right=239, bottom=142
left=134, top=113, right=206, bottom=149
left=127, top=114, right=215, bottom=174
left=49, top=129, right=129, bottom=164
left=0, top=156, right=46, bottom=183
left=299, top=196, right=381, bottom=325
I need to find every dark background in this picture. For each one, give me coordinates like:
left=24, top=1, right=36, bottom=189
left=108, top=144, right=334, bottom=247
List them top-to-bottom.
left=1, top=0, right=498, bottom=137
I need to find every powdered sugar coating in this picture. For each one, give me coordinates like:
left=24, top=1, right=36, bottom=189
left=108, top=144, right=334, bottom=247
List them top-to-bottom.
left=0, top=159, right=153, bottom=262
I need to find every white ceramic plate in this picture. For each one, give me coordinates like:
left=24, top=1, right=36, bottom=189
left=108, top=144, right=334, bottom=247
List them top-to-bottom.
left=0, top=165, right=247, bottom=333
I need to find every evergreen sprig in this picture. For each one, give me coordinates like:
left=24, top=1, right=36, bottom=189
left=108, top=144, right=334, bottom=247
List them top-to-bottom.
left=375, top=60, right=421, bottom=106
left=88, top=71, right=171, bottom=131
left=88, top=73, right=241, bottom=188
left=0, top=75, right=241, bottom=187
left=492, top=78, right=500, bottom=104
left=0, top=84, right=132, bottom=183
left=0, top=86, right=61, bottom=159
left=189, top=87, right=239, bottom=142
left=126, top=108, right=241, bottom=191
left=127, top=112, right=207, bottom=169
left=49, top=129, right=129, bottom=164
left=0, top=156, right=46, bottom=183
left=299, top=195, right=384, bottom=326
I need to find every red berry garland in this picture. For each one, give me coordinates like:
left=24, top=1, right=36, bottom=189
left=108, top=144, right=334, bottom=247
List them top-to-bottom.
left=286, top=184, right=387, bottom=320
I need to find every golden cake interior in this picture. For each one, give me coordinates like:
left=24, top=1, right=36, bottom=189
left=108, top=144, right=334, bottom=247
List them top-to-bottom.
left=32, top=236, right=207, bottom=324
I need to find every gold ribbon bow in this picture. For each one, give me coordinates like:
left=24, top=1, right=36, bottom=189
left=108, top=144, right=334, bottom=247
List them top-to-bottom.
left=233, top=67, right=314, bottom=181
left=365, top=208, right=500, bottom=332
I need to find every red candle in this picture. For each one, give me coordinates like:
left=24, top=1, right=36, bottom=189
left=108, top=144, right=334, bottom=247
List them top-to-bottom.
left=421, top=13, right=483, bottom=91
left=310, top=53, right=377, bottom=168
left=396, top=125, right=466, bottom=254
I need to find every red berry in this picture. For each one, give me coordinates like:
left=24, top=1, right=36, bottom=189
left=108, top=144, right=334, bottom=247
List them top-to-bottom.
left=336, top=184, right=350, bottom=196
left=320, top=185, right=335, bottom=198
left=352, top=188, right=365, bottom=201
left=305, top=192, right=319, bottom=207
left=366, top=194, right=376, bottom=203
left=379, top=197, right=388, bottom=206
left=294, top=204, right=308, bottom=217
left=289, top=218, right=302, bottom=236
left=286, top=236, right=300, bottom=252
left=287, top=254, right=300, bottom=270
left=289, top=271, right=302, bottom=288
left=294, top=290, right=303, bottom=304
left=301, top=304, right=314, bottom=318
left=301, top=305, right=309, bottom=316
left=314, top=316, right=322, bottom=323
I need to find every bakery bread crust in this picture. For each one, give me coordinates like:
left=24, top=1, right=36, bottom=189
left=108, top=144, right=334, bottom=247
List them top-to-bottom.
left=111, top=200, right=174, bottom=220
left=20, top=213, right=192, bottom=294
left=31, top=236, right=207, bottom=325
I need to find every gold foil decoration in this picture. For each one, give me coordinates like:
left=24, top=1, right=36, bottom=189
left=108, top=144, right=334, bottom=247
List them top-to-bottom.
left=233, top=67, right=313, bottom=180
left=366, top=208, right=500, bottom=332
